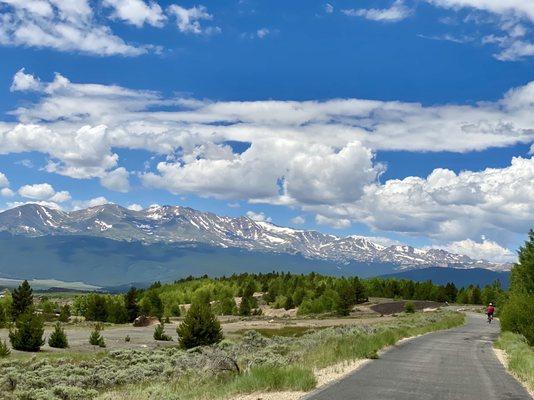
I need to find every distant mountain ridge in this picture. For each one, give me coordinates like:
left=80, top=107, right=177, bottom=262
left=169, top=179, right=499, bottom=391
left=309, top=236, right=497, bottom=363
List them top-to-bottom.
left=0, top=203, right=510, bottom=272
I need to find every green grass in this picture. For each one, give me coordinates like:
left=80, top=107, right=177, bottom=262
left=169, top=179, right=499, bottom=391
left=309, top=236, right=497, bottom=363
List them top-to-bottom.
left=99, top=311, right=465, bottom=400
left=303, top=312, right=465, bottom=368
left=235, top=326, right=329, bottom=338
left=495, top=331, right=534, bottom=392
left=99, top=365, right=316, bottom=400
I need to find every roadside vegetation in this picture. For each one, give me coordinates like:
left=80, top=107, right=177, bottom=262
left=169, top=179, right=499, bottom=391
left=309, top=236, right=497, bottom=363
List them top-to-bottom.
left=497, top=229, right=534, bottom=392
left=0, top=310, right=463, bottom=399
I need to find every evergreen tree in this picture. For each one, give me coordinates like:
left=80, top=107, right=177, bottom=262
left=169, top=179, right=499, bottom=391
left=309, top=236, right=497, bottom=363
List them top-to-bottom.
left=510, top=229, right=534, bottom=295
left=500, top=230, right=534, bottom=345
left=11, top=280, right=33, bottom=320
left=335, top=281, right=354, bottom=316
left=239, top=282, right=256, bottom=316
left=444, top=282, right=458, bottom=303
left=125, top=287, right=139, bottom=322
left=141, top=290, right=163, bottom=320
left=85, top=294, right=108, bottom=322
left=283, top=295, right=294, bottom=310
left=238, top=296, right=252, bottom=316
left=0, top=302, right=7, bottom=328
left=177, top=302, right=223, bottom=349
left=58, top=305, right=71, bottom=323
left=9, top=311, right=44, bottom=352
left=48, top=322, right=68, bottom=348
left=153, top=323, right=172, bottom=341
left=89, top=324, right=106, bottom=347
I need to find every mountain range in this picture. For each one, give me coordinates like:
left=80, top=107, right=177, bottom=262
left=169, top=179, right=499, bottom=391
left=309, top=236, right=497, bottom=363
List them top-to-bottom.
left=0, top=203, right=512, bottom=287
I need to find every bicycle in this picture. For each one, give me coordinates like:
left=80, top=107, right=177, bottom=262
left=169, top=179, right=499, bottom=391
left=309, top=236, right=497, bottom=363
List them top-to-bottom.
left=487, top=313, right=493, bottom=324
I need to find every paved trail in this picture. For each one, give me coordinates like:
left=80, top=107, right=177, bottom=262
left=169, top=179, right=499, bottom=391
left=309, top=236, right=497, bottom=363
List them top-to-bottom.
left=306, top=314, right=531, bottom=400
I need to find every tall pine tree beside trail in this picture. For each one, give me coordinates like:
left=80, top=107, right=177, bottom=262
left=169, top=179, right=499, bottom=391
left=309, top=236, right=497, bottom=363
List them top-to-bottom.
left=510, top=229, right=534, bottom=295
left=500, top=230, right=534, bottom=345
left=11, top=280, right=33, bottom=320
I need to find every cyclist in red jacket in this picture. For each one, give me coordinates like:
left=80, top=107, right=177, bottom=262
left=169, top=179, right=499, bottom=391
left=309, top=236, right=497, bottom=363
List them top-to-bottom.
left=486, top=303, right=495, bottom=323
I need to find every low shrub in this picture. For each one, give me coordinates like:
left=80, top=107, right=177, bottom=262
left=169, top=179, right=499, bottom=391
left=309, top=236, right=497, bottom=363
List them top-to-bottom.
left=404, top=301, right=415, bottom=313
left=48, top=322, right=69, bottom=348
left=0, top=339, right=10, bottom=357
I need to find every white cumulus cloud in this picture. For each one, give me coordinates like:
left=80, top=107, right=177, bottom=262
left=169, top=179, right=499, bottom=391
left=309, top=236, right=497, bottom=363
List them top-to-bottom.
left=0, top=0, right=148, bottom=56
left=103, top=0, right=166, bottom=27
left=167, top=4, right=219, bottom=35
left=10, top=68, right=41, bottom=92
left=17, top=183, right=71, bottom=202
left=246, top=210, right=272, bottom=222
left=435, top=238, right=516, bottom=263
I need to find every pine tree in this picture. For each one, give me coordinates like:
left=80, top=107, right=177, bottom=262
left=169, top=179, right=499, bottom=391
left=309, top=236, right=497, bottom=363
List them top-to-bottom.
left=510, top=229, right=534, bottom=295
left=500, top=230, right=534, bottom=345
left=11, top=280, right=33, bottom=320
left=239, top=282, right=255, bottom=316
left=125, top=287, right=139, bottom=322
left=177, top=302, right=223, bottom=349
left=58, top=305, right=71, bottom=323
left=9, top=311, right=44, bottom=352
left=48, top=322, right=69, bottom=348
left=153, top=323, right=172, bottom=341
left=89, top=324, right=106, bottom=347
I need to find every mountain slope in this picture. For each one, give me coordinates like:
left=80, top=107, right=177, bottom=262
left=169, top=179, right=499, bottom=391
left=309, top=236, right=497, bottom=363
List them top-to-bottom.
left=0, top=203, right=509, bottom=271
left=0, top=233, right=405, bottom=286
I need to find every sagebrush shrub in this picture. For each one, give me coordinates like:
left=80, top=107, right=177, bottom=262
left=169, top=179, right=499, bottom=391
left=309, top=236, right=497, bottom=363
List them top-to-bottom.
left=404, top=301, right=416, bottom=314
left=9, top=312, right=44, bottom=352
left=48, top=323, right=69, bottom=348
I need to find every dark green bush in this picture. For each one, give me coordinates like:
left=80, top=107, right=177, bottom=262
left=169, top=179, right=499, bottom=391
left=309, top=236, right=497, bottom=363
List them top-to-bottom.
left=500, top=293, right=534, bottom=346
left=405, top=301, right=415, bottom=313
left=177, top=302, right=223, bottom=349
left=58, top=304, right=71, bottom=323
left=9, top=312, right=44, bottom=352
left=48, top=322, right=69, bottom=348
left=89, top=323, right=106, bottom=347
left=153, top=323, right=172, bottom=341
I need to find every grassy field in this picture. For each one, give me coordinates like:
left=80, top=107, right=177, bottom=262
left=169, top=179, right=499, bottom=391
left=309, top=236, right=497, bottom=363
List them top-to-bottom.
left=0, top=310, right=464, bottom=400
left=495, top=332, right=534, bottom=393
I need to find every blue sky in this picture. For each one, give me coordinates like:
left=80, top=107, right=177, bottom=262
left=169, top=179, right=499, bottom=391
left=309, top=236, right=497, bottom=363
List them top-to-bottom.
left=0, top=0, right=533, bottom=262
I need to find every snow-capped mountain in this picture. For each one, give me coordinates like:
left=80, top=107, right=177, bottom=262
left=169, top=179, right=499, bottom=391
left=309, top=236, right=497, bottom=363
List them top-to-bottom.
left=0, top=203, right=510, bottom=271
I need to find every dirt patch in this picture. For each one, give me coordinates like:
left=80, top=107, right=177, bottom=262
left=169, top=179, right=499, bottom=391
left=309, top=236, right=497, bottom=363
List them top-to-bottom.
left=370, top=301, right=444, bottom=315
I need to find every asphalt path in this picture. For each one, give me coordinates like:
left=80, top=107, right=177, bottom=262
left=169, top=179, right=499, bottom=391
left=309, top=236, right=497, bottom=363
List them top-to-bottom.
left=306, top=313, right=532, bottom=400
